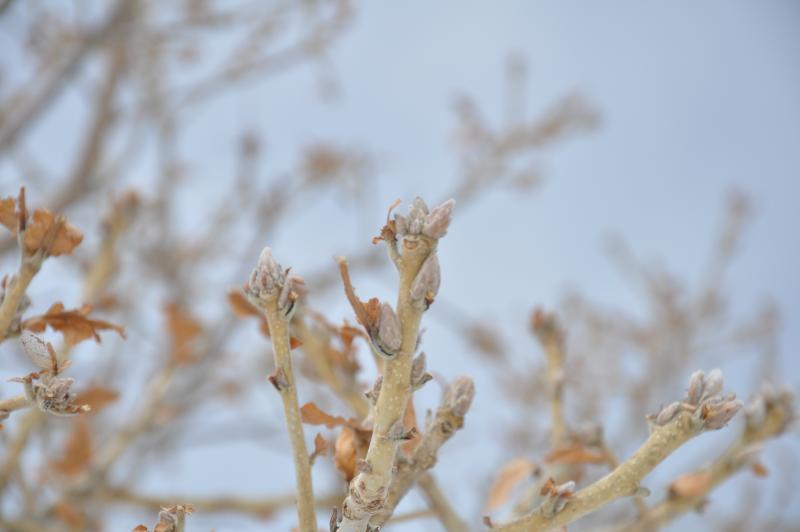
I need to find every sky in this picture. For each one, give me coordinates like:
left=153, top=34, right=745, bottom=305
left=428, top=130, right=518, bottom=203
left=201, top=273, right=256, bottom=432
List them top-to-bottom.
left=1, top=1, right=799, bottom=530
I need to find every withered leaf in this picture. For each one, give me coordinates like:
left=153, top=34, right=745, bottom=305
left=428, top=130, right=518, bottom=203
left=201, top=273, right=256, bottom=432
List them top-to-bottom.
left=0, top=196, right=17, bottom=232
left=23, top=209, right=83, bottom=256
left=337, top=258, right=380, bottom=334
left=228, top=290, right=302, bottom=347
left=228, top=290, right=263, bottom=320
left=23, top=303, right=126, bottom=347
left=164, top=303, right=203, bottom=363
left=74, top=386, right=119, bottom=413
left=300, top=402, right=365, bottom=431
left=51, top=418, right=92, bottom=476
left=334, top=427, right=370, bottom=482
left=309, top=433, right=328, bottom=465
left=545, top=444, right=608, bottom=466
left=485, top=457, right=538, bottom=512
left=751, top=462, right=769, bottom=477
left=669, top=471, right=712, bottom=498
left=53, top=500, right=85, bottom=527
left=132, top=526, right=149, bottom=532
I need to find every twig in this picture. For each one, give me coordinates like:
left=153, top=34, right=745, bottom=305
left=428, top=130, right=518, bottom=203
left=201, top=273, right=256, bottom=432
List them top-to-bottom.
left=0, top=0, right=131, bottom=153
left=337, top=197, right=454, bottom=532
left=246, top=249, right=316, bottom=531
left=336, top=249, right=428, bottom=531
left=0, top=252, right=42, bottom=342
left=495, top=369, right=743, bottom=532
left=371, top=378, right=474, bottom=529
left=620, top=386, right=794, bottom=531
left=0, top=394, right=30, bottom=414
left=417, top=473, right=469, bottom=532
left=103, top=486, right=342, bottom=517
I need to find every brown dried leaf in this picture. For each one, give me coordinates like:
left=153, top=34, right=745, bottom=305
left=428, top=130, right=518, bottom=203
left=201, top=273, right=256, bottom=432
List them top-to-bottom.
left=0, top=197, right=17, bottom=233
left=24, top=209, right=83, bottom=256
left=337, top=258, right=379, bottom=334
left=227, top=290, right=263, bottom=320
left=228, top=290, right=301, bottom=348
left=23, top=303, right=126, bottom=347
left=164, top=303, right=202, bottom=363
left=74, top=386, right=119, bottom=413
left=300, top=402, right=365, bottom=431
left=51, top=418, right=92, bottom=476
left=334, top=427, right=370, bottom=482
left=310, top=433, right=328, bottom=465
left=545, top=444, right=608, bottom=465
left=485, top=457, right=538, bottom=512
left=751, top=462, right=769, bottom=477
left=669, top=471, right=713, bottom=498
left=53, top=500, right=84, bottom=527
left=132, top=526, right=149, bottom=532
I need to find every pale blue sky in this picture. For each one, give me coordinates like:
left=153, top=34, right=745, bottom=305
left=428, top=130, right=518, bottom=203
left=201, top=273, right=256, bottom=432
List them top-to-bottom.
left=1, top=1, right=798, bottom=530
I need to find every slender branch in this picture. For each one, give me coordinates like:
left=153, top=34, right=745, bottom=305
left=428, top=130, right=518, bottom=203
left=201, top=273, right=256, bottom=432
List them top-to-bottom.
left=0, top=0, right=130, bottom=153
left=337, top=242, right=429, bottom=531
left=0, top=254, right=41, bottom=342
left=263, top=297, right=317, bottom=532
left=531, top=309, right=567, bottom=448
left=295, top=313, right=465, bottom=532
left=294, top=315, right=370, bottom=419
left=91, top=362, right=178, bottom=475
left=496, top=364, right=747, bottom=532
left=371, top=378, right=474, bottom=529
left=621, top=387, right=794, bottom=531
left=0, top=394, right=30, bottom=414
left=0, top=409, right=43, bottom=493
left=494, top=411, right=702, bottom=532
left=599, top=441, right=648, bottom=517
left=417, top=473, right=468, bottom=532
left=103, top=486, right=342, bottom=517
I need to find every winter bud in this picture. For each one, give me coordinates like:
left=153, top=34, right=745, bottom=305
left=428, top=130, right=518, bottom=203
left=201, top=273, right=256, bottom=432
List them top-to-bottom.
left=410, top=252, right=441, bottom=310
left=373, top=302, right=401, bottom=358
left=686, top=370, right=705, bottom=405
left=444, top=377, right=475, bottom=417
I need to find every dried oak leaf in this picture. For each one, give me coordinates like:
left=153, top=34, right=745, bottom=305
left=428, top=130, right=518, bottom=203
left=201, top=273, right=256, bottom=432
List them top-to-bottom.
left=0, top=196, right=17, bottom=232
left=23, top=209, right=83, bottom=256
left=337, top=258, right=381, bottom=336
left=227, top=290, right=301, bottom=348
left=23, top=303, right=125, bottom=347
left=164, top=303, right=202, bottom=363
left=73, top=386, right=119, bottom=413
left=300, top=402, right=366, bottom=431
left=50, top=418, right=92, bottom=476
left=334, top=427, right=371, bottom=482
left=310, top=433, right=328, bottom=465
left=545, top=443, right=608, bottom=466
left=485, top=457, right=539, bottom=512
left=751, top=462, right=769, bottom=477
left=668, top=471, right=712, bottom=498
left=53, top=500, right=85, bottom=527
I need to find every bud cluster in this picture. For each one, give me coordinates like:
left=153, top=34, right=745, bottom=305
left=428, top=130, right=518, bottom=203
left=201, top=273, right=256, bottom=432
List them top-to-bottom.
left=391, top=197, right=454, bottom=310
left=394, top=197, right=455, bottom=240
left=246, top=247, right=305, bottom=316
left=10, top=332, right=89, bottom=416
left=651, top=369, right=742, bottom=431
left=744, top=383, right=795, bottom=436
left=539, top=478, right=576, bottom=518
